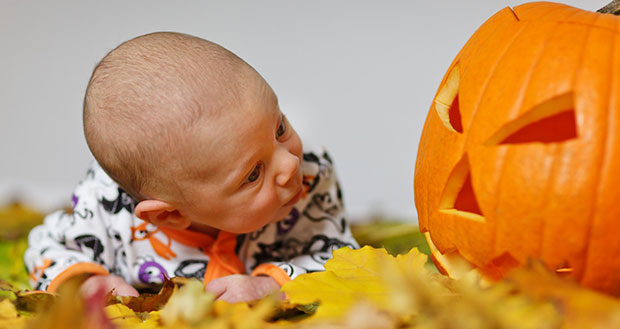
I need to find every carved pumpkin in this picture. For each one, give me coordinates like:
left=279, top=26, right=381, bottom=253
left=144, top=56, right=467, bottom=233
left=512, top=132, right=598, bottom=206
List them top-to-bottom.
left=414, top=2, right=620, bottom=295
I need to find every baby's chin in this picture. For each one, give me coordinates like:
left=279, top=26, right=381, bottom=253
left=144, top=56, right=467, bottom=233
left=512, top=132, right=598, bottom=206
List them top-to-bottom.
left=272, top=204, right=296, bottom=223
left=221, top=207, right=295, bottom=234
left=232, top=218, right=282, bottom=234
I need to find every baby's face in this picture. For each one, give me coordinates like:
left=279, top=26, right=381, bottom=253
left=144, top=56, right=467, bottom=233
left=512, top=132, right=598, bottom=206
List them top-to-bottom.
left=175, top=81, right=304, bottom=234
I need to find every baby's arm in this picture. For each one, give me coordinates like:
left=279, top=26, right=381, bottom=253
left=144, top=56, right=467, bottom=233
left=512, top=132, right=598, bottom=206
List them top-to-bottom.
left=24, top=162, right=131, bottom=294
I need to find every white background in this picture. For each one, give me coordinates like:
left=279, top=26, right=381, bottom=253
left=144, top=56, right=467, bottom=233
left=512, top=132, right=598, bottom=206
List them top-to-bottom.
left=0, top=0, right=601, bottom=220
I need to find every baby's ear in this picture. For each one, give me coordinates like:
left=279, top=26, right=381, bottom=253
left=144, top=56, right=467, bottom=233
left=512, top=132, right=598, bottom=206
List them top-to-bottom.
left=135, top=200, right=191, bottom=230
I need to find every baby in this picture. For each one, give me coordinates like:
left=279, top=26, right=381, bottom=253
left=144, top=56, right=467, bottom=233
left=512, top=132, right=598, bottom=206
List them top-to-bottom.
left=24, top=32, right=358, bottom=302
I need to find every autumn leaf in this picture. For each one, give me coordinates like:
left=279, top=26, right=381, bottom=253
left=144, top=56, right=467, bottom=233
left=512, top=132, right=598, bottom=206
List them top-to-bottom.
left=0, top=202, right=44, bottom=241
left=351, top=221, right=432, bottom=257
left=282, top=246, right=432, bottom=320
left=282, top=246, right=562, bottom=329
left=508, top=262, right=620, bottom=329
left=25, top=277, right=115, bottom=329
left=109, top=277, right=177, bottom=313
left=159, top=278, right=215, bottom=326
left=159, top=278, right=277, bottom=329
left=0, top=279, right=55, bottom=316
left=14, top=290, right=55, bottom=314
left=0, top=299, right=27, bottom=329
left=104, top=304, right=161, bottom=329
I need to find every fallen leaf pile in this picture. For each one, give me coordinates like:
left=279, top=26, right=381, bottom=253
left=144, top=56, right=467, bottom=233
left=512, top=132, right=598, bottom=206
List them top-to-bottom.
left=0, top=202, right=44, bottom=291
left=2, top=203, right=620, bottom=328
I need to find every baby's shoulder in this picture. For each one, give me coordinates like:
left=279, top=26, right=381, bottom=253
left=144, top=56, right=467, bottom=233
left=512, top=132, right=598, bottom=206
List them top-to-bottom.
left=300, top=144, right=339, bottom=201
left=301, top=144, right=335, bottom=178
left=72, top=160, right=138, bottom=217
left=79, top=160, right=120, bottom=187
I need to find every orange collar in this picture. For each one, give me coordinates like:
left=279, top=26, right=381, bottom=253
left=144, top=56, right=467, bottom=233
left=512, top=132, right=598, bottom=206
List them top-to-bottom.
left=160, top=227, right=245, bottom=285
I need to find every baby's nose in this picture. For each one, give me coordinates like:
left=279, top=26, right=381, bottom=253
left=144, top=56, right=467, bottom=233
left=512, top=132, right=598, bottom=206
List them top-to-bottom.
left=276, top=151, right=300, bottom=187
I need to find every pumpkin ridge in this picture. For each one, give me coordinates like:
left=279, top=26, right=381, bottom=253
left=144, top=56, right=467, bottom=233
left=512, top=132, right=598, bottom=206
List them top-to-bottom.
left=459, top=8, right=520, bottom=76
left=542, top=11, right=605, bottom=283
left=570, top=11, right=610, bottom=284
left=488, top=20, right=562, bottom=261
left=496, top=20, right=563, bottom=143
left=580, top=22, right=618, bottom=288
left=462, top=24, right=528, bottom=262
left=464, top=24, right=527, bottom=143
left=461, top=25, right=526, bottom=161
left=537, top=143, right=563, bottom=275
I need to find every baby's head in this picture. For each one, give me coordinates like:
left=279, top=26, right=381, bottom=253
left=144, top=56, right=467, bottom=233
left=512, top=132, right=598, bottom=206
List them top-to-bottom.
left=84, top=32, right=304, bottom=235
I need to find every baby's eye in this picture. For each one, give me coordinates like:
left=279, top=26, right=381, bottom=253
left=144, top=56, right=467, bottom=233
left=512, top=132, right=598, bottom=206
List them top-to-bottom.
left=276, top=117, right=287, bottom=138
left=246, top=163, right=262, bottom=183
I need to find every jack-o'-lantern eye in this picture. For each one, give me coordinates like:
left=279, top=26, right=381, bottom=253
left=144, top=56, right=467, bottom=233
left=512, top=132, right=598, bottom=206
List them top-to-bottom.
left=435, top=63, right=463, bottom=133
left=435, top=63, right=484, bottom=220
left=486, top=92, right=577, bottom=145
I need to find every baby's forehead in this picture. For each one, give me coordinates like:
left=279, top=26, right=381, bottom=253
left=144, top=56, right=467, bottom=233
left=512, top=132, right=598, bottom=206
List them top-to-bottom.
left=181, top=88, right=280, bottom=168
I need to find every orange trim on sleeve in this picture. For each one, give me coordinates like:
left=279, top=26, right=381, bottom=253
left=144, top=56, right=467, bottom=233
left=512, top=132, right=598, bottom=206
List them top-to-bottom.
left=47, top=262, right=109, bottom=293
left=251, top=264, right=291, bottom=287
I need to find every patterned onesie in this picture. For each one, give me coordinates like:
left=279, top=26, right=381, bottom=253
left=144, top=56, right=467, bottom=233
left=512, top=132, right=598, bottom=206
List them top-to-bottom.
left=24, top=145, right=358, bottom=292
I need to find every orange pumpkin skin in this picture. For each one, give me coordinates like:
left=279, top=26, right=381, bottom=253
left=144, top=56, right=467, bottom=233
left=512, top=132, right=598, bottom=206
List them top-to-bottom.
left=415, top=2, right=620, bottom=295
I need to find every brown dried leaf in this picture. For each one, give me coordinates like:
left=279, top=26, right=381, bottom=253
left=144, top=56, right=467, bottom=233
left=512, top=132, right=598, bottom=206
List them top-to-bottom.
left=113, top=277, right=176, bottom=313
left=14, top=291, right=56, bottom=313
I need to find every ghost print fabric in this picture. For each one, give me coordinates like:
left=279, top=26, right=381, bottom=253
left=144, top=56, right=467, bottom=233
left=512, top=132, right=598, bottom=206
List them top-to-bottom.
left=24, top=145, right=358, bottom=291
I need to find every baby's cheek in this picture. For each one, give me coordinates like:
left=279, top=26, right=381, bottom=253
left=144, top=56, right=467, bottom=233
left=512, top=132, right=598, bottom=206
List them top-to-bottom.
left=290, top=132, right=303, bottom=158
left=246, top=190, right=280, bottom=225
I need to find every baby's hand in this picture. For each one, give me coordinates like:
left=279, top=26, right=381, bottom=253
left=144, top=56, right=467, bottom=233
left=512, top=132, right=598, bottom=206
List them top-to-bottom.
left=80, top=274, right=139, bottom=299
left=205, top=274, right=282, bottom=303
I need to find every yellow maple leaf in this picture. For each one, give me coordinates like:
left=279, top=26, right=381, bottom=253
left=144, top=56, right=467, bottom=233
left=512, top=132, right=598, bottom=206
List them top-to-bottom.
left=280, top=246, right=563, bottom=329
left=282, top=246, right=431, bottom=320
left=157, top=278, right=277, bottom=329
left=159, top=279, right=215, bottom=327
left=0, top=298, right=27, bottom=329
left=104, top=304, right=143, bottom=328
